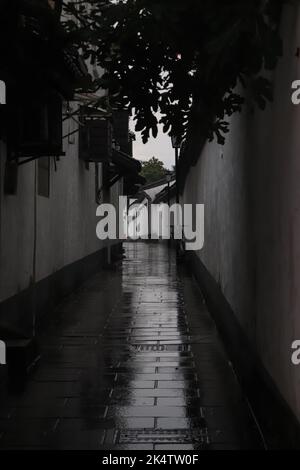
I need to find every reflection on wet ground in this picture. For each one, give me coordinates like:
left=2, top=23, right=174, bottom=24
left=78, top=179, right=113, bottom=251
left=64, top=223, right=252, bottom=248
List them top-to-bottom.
left=0, top=242, right=262, bottom=450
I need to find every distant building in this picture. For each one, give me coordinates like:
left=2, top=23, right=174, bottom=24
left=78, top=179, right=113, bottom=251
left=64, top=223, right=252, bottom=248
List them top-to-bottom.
left=129, top=175, right=176, bottom=240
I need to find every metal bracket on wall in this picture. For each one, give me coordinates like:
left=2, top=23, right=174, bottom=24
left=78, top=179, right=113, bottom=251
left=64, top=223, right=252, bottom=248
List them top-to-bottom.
left=16, top=155, right=66, bottom=166
left=107, top=173, right=123, bottom=189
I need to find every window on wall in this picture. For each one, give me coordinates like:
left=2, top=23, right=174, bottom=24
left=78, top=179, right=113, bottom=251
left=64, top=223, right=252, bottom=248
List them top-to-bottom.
left=7, top=90, right=63, bottom=160
left=38, top=157, right=50, bottom=198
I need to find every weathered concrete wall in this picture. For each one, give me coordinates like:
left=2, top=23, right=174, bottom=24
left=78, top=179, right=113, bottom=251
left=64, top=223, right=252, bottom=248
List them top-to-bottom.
left=183, top=3, right=300, bottom=421
left=0, top=103, right=122, bottom=332
left=0, top=144, right=36, bottom=302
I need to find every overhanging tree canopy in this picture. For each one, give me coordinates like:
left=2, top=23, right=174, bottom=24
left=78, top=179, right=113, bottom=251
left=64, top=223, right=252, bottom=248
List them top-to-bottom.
left=63, top=0, right=284, bottom=145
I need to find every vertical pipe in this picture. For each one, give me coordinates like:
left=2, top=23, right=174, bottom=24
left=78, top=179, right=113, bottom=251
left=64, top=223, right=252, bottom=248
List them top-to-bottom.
left=175, top=147, right=179, bottom=204
left=32, top=160, right=37, bottom=338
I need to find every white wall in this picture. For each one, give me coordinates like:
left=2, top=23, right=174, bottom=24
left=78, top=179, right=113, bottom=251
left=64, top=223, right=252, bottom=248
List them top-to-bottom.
left=183, top=2, right=300, bottom=420
left=0, top=81, right=6, bottom=104
left=0, top=102, right=122, bottom=330
left=35, top=103, right=104, bottom=282
left=0, top=143, right=35, bottom=301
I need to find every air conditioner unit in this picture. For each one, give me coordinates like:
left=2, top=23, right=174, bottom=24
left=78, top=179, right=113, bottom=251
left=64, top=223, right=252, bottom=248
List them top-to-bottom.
left=79, top=118, right=112, bottom=163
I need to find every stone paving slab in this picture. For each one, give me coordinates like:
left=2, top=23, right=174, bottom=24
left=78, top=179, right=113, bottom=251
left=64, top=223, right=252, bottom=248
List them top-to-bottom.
left=0, top=242, right=262, bottom=450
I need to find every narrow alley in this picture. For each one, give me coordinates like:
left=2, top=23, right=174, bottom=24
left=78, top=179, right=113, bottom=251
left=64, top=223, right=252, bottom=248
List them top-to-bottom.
left=0, top=242, right=262, bottom=450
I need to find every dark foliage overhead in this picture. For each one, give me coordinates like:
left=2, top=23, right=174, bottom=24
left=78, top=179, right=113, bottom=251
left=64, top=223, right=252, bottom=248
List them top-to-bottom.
left=63, top=0, right=284, bottom=145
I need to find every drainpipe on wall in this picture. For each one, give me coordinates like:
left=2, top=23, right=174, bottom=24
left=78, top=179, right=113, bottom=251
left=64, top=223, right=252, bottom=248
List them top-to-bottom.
left=175, top=147, right=180, bottom=205
left=32, top=160, right=38, bottom=338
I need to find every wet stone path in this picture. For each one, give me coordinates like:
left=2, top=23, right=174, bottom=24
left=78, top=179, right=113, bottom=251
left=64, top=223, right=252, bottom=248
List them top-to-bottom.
left=0, top=243, right=262, bottom=450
